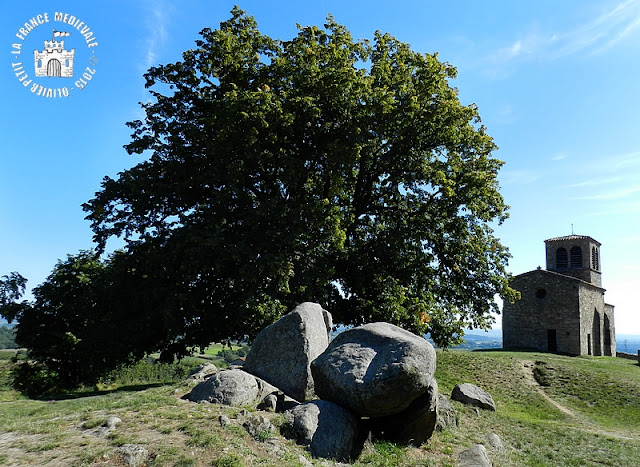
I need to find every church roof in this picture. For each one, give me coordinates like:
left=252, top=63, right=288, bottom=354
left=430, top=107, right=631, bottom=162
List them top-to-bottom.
left=545, top=234, right=600, bottom=245
left=514, top=268, right=606, bottom=292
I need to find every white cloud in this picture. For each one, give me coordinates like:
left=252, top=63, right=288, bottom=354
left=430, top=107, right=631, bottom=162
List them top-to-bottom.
left=141, top=0, right=171, bottom=74
left=485, top=0, right=640, bottom=72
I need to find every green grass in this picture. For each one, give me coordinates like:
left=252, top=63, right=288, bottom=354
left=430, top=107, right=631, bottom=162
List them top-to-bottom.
left=0, top=349, right=638, bottom=466
left=433, top=350, right=640, bottom=466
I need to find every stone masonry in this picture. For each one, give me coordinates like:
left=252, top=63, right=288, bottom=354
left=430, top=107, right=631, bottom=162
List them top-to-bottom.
left=503, top=235, right=615, bottom=356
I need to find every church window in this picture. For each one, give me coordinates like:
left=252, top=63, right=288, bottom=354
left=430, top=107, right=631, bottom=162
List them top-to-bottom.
left=570, top=246, right=582, bottom=268
left=591, top=246, right=599, bottom=270
left=556, top=248, right=568, bottom=268
left=535, top=288, right=546, bottom=299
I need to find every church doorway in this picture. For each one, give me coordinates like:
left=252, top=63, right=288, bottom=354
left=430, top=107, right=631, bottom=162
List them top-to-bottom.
left=593, top=310, right=602, bottom=356
left=603, top=314, right=612, bottom=356
left=547, top=329, right=557, bottom=352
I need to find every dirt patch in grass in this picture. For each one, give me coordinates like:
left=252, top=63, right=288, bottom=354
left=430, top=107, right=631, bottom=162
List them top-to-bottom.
left=519, top=360, right=575, bottom=417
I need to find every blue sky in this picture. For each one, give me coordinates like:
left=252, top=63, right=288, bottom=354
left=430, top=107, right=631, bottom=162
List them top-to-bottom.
left=2, top=1, right=640, bottom=334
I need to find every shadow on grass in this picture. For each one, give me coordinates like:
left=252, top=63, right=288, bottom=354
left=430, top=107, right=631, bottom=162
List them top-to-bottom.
left=473, top=347, right=577, bottom=356
left=36, top=382, right=170, bottom=401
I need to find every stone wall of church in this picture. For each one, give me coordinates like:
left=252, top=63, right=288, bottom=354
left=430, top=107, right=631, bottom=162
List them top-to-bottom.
left=502, top=270, right=583, bottom=355
left=578, top=287, right=616, bottom=356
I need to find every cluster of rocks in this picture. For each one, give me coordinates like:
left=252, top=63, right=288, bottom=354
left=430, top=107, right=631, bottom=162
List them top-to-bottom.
left=185, top=302, right=497, bottom=462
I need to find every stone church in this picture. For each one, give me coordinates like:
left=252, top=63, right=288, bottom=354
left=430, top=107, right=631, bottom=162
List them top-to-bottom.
left=502, top=235, right=616, bottom=356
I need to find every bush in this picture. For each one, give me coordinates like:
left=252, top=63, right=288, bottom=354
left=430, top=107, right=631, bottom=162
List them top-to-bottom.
left=98, top=358, right=198, bottom=388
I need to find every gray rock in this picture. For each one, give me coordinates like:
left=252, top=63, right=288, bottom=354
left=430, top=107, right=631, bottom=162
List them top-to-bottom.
left=244, top=302, right=332, bottom=401
left=311, top=322, right=436, bottom=417
left=185, top=362, right=218, bottom=385
left=187, top=369, right=260, bottom=406
left=367, top=378, right=439, bottom=445
left=451, top=383, right=496, bottom=411
left=257, top=393, right=278, bottom=412
left=435, top=394, right=457, bottom=431
left=288, top=400, right=363, bottom=462
left=218, top=414, right=231, bottom=427
left=242, top=414, right=275, bottom=440
left=83, top=416, right=122, bottom=438
left=103, top=416, right=121, bottom=430
left=484, top=432, right=504, bottom=451
left=115, top=444, right=149, bottom=467
left=458, top=444, right=491, bottom=467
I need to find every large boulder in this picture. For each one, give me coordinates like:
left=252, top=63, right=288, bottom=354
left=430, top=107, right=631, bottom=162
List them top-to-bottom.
left=243, top=302, right=332, bottom=401
left=310, top=322, right=436, bottom=418
left=186, top=369, right=277, bottom=406
left=367, top=378, right=439, bottom=445
left=451, top=383, right=496, bottom=411
left=287, top=400, right=363, bottom=462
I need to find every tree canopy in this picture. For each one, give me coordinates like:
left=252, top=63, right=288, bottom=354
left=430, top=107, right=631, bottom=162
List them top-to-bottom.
left=83, top=7, right=516, bottom=351
left=3, top=8, right=517, bottom=388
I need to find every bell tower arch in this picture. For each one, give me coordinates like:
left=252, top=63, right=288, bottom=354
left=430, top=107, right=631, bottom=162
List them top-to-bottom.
left=545, top=235, right=602, bottom=287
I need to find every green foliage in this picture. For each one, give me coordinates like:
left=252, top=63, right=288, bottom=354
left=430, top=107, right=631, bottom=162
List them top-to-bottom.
left=79, top=6, right=515, bottom=357
left=0, top=7, right=517, bottom=390
left=2, top=251, right=149, bottom=391
left=0, top=272, right=28, bottom=325
left=0, top=326, right=16, bottom=349
left=216, top=344, right=250, bottom=364
left=98, top=357, right=197, bottom=389
left=10, top=362, right=57, bottom=398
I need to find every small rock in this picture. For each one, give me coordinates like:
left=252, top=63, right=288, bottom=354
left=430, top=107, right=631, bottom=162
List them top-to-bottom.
left=451, top=383, right=496, bottom=411
left=257, top=393, right=278, bottom=412
left=218, top=414, right=231, bottom=427
left=242, top=414, right=274, bottom=440
left=103, top=416, right=121, bottom=430
left=484, top=432, right=504, bottom=451
left=115, top=444, right=149, bottom=467
left=458, top=444, right=491, bottom=467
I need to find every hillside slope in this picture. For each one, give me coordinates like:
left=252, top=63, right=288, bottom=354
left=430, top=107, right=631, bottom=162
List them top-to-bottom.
left=0, top=349, right=639, bottom=466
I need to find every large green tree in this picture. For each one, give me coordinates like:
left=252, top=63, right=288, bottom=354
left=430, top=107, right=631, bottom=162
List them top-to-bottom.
left=83, top=7, right=516, bottom=353
left=0, top=250, right=184, bottom=388
left=0, top=253, right=126, bottom=388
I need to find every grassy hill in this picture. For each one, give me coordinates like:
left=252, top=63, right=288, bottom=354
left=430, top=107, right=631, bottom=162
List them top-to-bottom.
left=0, top=348, right=639, bottom=466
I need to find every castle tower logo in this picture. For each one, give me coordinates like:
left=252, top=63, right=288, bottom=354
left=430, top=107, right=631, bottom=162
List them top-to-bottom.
left=10, top=12, right=99, bottom=99
left=34, top=30, right=75, bottom=78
